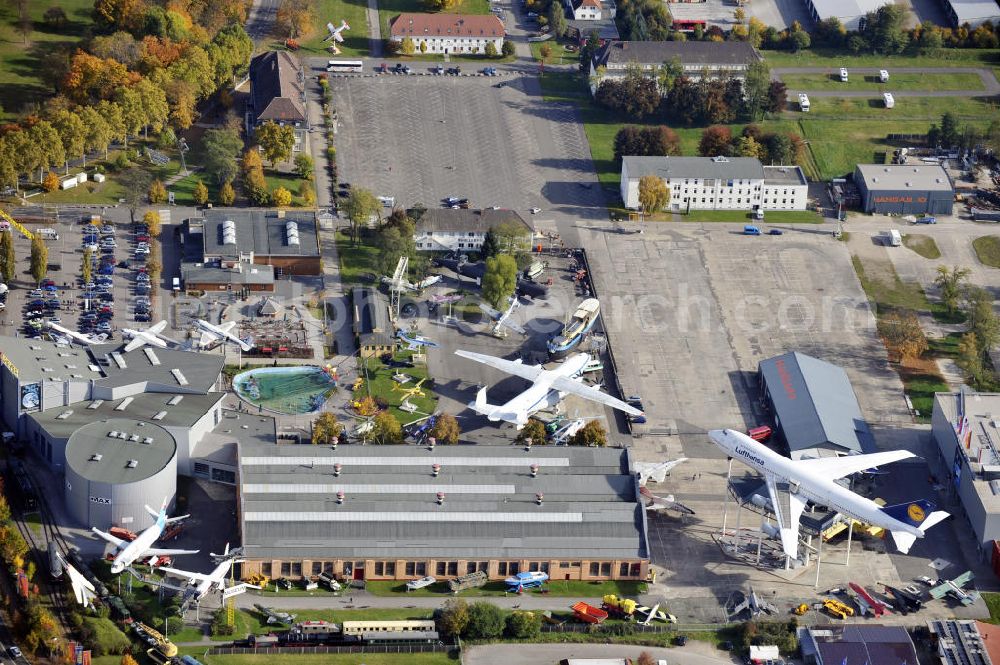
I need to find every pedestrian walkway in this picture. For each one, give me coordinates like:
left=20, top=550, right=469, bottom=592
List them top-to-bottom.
left=367, top=0, right=383, bottom=58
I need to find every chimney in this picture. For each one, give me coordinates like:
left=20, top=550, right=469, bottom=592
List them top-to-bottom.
left=428, top=436, right=436, bottom=451
left=524, top=438, right=533, bottom=452
left=333, top=462, right=342, bottom=476
left=432, top=463, right=441, bottom=477
left=530, top=464, right=539, bottom=478
left=336, top=490, right=345, bottom=504
left=437, top=491, right=446, bottom=505
left=536, top=492, right=544, bottom=505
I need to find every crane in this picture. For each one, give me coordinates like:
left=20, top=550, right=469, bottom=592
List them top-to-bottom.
left=0, top=208, right=33, bottom=241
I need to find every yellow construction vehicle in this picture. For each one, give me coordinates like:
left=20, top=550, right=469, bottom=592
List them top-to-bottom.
left=0, top=208, right=33, bottom=241
left=351, top=377, right=364, bottom=392
left=246, top=572, right=270, bottom=587
left=823, top=598, right=854, bottom=620
left=793, top=603, right=809, bottom=615
left=136, top=622, right=177, bottom=658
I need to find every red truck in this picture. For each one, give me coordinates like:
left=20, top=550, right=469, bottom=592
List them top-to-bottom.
left=110, top=526, right=137, bottom=541
left=571, top=601, right=608, bottom=624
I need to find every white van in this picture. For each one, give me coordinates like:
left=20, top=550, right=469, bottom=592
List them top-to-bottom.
left=840, top=67, right=849, bottom=82
left=879, top=69, right=890, bottom=83
left=883, top=92, right=895, bottom=109
left=798, top=93, right=810, bottom=112
left=377, top=195, right=395, bottom=207
left=37, top=228, right=59, bottom=240
left=882, top=229, right=902, bottom=246
left=172, top=277, right=181, bottom=292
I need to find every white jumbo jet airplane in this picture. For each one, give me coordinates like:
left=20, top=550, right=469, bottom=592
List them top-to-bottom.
left=195, top=319, right=253, bottom=352
left=122, top=320, right=173, bottom=352
left=46, top=321, right=107, bottom=346
left=454, top=350, right=642, bottom=428
left=708, top=428, right=950, bottom=559
left=93, top=500, right=199, bottom=574
left=156, top=543, right=244, bottom=601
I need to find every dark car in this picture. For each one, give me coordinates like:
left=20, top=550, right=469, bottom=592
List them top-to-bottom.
left=768, top=229, right=784, bottom=236
left=136, top=234, right=150, bottom=242
left=99, top=265, right=114, bottom=275
left=41, top=279, right=56, bottom=288
left=28, top=299, right=45, bottom=308
left=45, top=299, right=61, bottom=310
left=134, top=312, right=151, bottom=322
left=674, top=636, right=688, bottom=646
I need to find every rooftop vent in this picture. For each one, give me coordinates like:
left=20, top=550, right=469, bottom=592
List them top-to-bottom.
left=711, top=156, right=729, bottom=163
left=222, top=220, right=237, bottom=245
left=286, top=221, right=300, bottom=246
left=143, top=348, right=161, bottom=366
left=110, top=352, right=126, bottom=369
left=65, top=364, right=77, bottom=369
left=88, top=364, right=101, bottom=373
left=171, top=369, right=189, bottom=386
left=167, top=396, right=183, bottom=405
left=115, top=397, right=133, bottom=411
left=56, top=410, right=73, bottom=420
left=152, top=411, right=167, bottom=421
left=108, top=431, right=119, bottom=438
left=116, top=431, right=127, bottom=439
left=129, top=434, right=140, bottom=442
left=142, top=437, right=153, bottom=444
left=89, top=454, right=102, bottom=462
left=126, top=459, right=138, bottom=469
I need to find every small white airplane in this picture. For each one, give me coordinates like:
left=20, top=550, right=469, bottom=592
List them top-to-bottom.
left=323, top=20, right=350, bottom=52
left=479, top=296, right=526, bottom=337
left=195, top=319, right=253, bottom=352
left=122, top=320, right=173, bottom=352
left=46, top=321, right=107, bottom=346
left=397, top=329, right=439, bottom=351
left=454, top=350, right=643, bottom=428
left=550, top=418, right=586, bottom=445
left=709, top=428, right=950, bottom=559
left=634, top=458, right=688, bottom=485
left=639, top=486, right=695, bottom=516
left=93, top=499, right=199, bottom=574
left=157, top=543, right=244, bottom=601
left=55, top=551, right=97, bottom=608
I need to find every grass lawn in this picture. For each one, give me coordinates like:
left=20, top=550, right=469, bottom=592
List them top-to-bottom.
left=0, top=0, right=94, bottom=120
left=299, top=0, right=372, bottom=59
left=379, top=0, right=490, bottom=44
left=531, top=40, right=578, bottom=66
left=763, top=47, right=1000, bottom=69
left=539, top=72, right=589, bottom=103
left=780, top=72, right=986, bottom=92
left=802, top=95, right=999, bottom=120
left=263, top=171, right=312, bottom=207
left=169, top=172, right=216, bottom=208
left=679, top=209, right=822, bottom=223
left=335, top=230, right=379, bottom=284
left=902, top=233, right=942, bottom=259
left=973, top=235, right=1000, bottom=268
left=851, top=255, right=932, bottom=312
left=928, top=331, right=964, bottom=358
left=359, top=353, right=438, bottom=425
left=898, top=360, right=950, bottom=420
left=24, top=512, right=41, bottom=536
left=365, top=579, right=645, bottom=597
left=985, top=592, right=1000, bottom=624
left=201, top=655, right=456, bottom=665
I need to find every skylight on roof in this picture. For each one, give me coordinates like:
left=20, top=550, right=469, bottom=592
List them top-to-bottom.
left=143, top=348, right=161, bottom=366
left=171, top=369, right=189, bottom=386
left=167, top=396, right=183, bottom=405
left=115, top=397, right=133, bottom=411
left=88, top=400, right=104, bottom=409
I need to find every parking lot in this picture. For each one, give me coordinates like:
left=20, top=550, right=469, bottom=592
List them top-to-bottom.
left=668, top=0, right=813, bottom=32
left=328, top=74, right=606, bottom=221
left=0, top=207, right=163, bottom=345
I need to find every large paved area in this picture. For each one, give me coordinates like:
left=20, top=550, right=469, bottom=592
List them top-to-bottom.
left=328, top=74, right=605, bottom=221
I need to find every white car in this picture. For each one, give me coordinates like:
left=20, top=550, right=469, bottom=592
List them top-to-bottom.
left=530, top=207, right=541, bottom=214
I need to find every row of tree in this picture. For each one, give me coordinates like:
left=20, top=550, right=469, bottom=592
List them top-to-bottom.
left=595, top=62, right=781, bottom=126
left=697, top=124, right=804, bottom=164
left=438, top=599, right=543, bottom=640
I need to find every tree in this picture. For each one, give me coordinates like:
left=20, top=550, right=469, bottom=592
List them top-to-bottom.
left=277, top=0, right=315, bottom=38
left=548, top=3, right=568, bottom=38
left=861, top=4, right=909, bottom=54
left=43, top=6, right=68, bottom=28
left=789, top=29, right=811, bottom=51
left=400, top=37, right=416, bottom=56
left=502, top=40, right=515, bottom=57
left=485, top=41, right=498, bottom=58
left=539, top=43, right=553, bottom=60
left=744, top=60, right=770, bottom=122
left=665, top=76, right=703, bottom=126
left=766, top=80, right=788, bottom=114
left=95, top=101, right=125, bottom=156
left=78, top=107, right=113, bottom=162
left=52, top=110, right=87, bottom=171
left=939, top=112, right=960, bottom=148
left=256, top=121, right=296, bottom=167
left=27, top=122, right=65, bottom=182
left=614, top=125, right=681, bottom=163
left=699, top=125, right=733, bottom=157
left=202, top=127, right=242, bottom=185
left=764, top=132, right=794, bottom=164
left=735, top=135, right=765, bottom=159
left=242, top=149, right=270, bottom=206
left=294, top=153, right=314, bottom=179
left=121, top=170, right=153, bottom=223
left=42, top=171, right=60, bottom=193
left=638, top=175, right=669, bottom=216
left=149, top=180, right=168, bottom=204
left=193, top=180, right=209, bottom=206
left=219, top=180, right=236, bottom=206
left=299, top=180, right=316, bottom=207
left=271, top=187, right=293, bottom=207
left=343, top=189, right=381, bottom=243
left=143, top=211, right=162, bottom=238
left=481, top=228, right=501, bottom=258
left=0, top=231, right=16, bottom=284
left=29, top=236, right=48, bottom=285
left=82, top=248, right=93, bottom=286
left=482, top=254, right=518, bottom=308
left=934, top=265, right=970, bottom=316
left=965, top=286, right=1000, bottom=355
left=877, top=310, right=928, bottom=361
left=958, top=332, right=989, bottom=388
left=354, top=395, right=379, bottom=417
left=371, top=411, right=403, bottom=444
left=312, top=412, right=342, bottom=444
left=429, top=413, right=461, bottom=444
left=515, top=419, right=547, bottom=445
left=569, top=420, right=607, bottom=446
left=438, top=599, right=470, bottom=637
left=466, top=602, right=506, bottom=640
left=506, top=611, right=542, bottom=639
left=637, top=653, right=656, bottom=665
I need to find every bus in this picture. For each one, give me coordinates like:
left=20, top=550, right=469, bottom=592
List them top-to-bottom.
left=672, top=19, right=706, bottom=32
left=327, top=60, right=364, bottom=73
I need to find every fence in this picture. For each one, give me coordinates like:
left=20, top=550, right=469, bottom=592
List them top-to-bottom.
left=210, top=644, right=455, bottom=656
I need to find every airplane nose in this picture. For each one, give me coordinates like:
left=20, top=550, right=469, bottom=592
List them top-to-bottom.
left=707, top=429, right=726, bottom=441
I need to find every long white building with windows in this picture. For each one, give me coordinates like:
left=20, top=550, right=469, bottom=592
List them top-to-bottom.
left=388, top=13, right=505, bottom=55
left=620, top=156, right=808, bottom=212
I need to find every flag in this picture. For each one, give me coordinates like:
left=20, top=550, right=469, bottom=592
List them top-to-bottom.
left=65, top=641, right=77, bottom=661
left=74, top=644, right=83, bottom=665
left=81, top=650, right=90, bottom=665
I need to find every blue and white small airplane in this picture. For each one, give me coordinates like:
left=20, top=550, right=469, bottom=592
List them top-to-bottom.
left=397, top=330, right=439, bottom=351
left=93, top=499, right=198, bottom=574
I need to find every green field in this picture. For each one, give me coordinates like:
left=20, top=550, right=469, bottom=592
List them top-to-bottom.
left=0, top=0, right=94, bottom=120
left=299, top=0, right=372, bottom=58
left=379, top=0, right=490, bottom=46
left=531, top=40, right=578, bottom=66
left=763, top=47, right=1000, bottom=69
left=780, top=72, right=987, bottom=92
left=803, top=95, right=999, bottom=120
left=264, top=171, right=313, bottom=207
left=679, top=209, right=822, bottom=223
left=335, top=230, right=380, bottom=284
left=902, top=233, right=942, bottom=259
left=973, top=235, right=1000, bottom=267
left=360, top=352, right=439, bottom=425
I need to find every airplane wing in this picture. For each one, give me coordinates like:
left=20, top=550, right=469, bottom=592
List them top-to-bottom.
left=478, top=303, right=502, bottom=320
left=149, top=320, right=168, bottom=334
left=218, top=322, right=237, bottom=334
left=199, top=330, right=215, bottom=347
left=124, top=335, right=147, bottom=353
left=454, top=350, right=544, bottom=382
left=549, top=376, right=642, bottom=416
left=795, top=450, right=915, bottom=480
left=635, top=458, right=688, bottom=484
left=763, top=473, right=807, bottom=559
left=91, top=527, right=126, bottom=550
left=146, top=547, right=200, bottom=556
left=64, top=562, right=97, bottom=607
left=158, top=566, right=212, bottom=584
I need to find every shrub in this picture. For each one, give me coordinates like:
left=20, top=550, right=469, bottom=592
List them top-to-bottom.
left=42, top=171, right=59, bottom=193
left=148, top=179, right=168, bottom=204
left=219, top=181, right=235, bottom=205
left=271, top=186, right=293, bottom=207
left=466, top=602, right=506, bottom=640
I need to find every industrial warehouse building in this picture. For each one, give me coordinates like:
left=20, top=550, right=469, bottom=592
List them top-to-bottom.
left=802, top=0, right=892, bottom=30
left=941, top=0, right=1000, bottom=27
left=620, top=156, right=808, bottom=213
left=854, top=163, right=955, bottom=215
left=758, top=352, right=872, bottom=460
left=931, top=390, right=1000, bottom=558
left=64, top=419, right=178, bottom=529
left=237, top=443, right=650, bottom=582
left=799, top=625, right=919, bottom=664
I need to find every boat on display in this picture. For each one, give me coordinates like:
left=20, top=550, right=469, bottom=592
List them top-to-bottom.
left=547, top=298, right=600, bottom=357
left=505, top=571, right=549, bottom=591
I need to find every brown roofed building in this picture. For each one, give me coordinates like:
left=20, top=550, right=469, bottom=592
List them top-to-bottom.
left=389, top=13, right=505, bottom=55
left=248, top=51, right=307, bottom=154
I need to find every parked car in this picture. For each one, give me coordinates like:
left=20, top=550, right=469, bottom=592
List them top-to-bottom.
left=432, top=65, right=444, bottom=75
left=768, top=229, right=784, bottom=235
left=99, top=265, right=115, bottom=275
left=41, top=279, right=56, bottom=288
left=45, top=299, right=61, bottom=310
left=134, top=312, right=151, bottom=322
left=95, top=321, right=112, bottom=332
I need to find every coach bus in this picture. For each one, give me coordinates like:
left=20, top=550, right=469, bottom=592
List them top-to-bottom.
left=327, top=60, right=364, bottom=73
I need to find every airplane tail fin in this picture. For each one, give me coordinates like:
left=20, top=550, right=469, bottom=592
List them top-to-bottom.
left=469, top=387, right=494, bottom=416
left=882, top=500, right=950, bottom=553
left=164, top=514, right=189, bottom=525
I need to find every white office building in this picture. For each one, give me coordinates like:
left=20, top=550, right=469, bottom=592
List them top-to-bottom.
left=388, top=13, right=505, bottom=55
left=620, top=156, right=808, bottom=212
left=414, top=209, right=533, bottom=253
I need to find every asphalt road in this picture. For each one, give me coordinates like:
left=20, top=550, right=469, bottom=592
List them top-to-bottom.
left=246, top=0, right=280, bottom=41
left=773, top=66, right=1000, bottom=98
left=464, top=643, right=743, bottom=665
